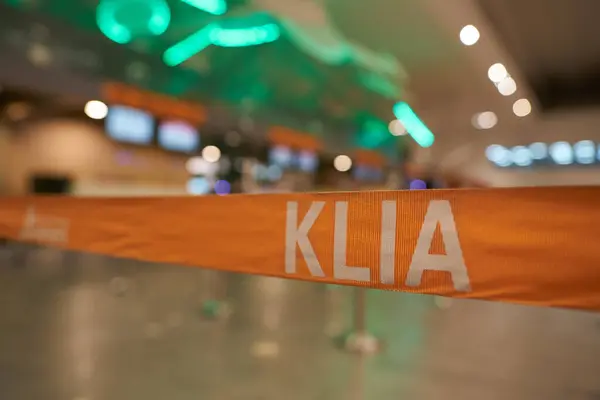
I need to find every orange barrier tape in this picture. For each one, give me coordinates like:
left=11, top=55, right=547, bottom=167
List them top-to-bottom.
left=1, top=187, right=600, bottom=311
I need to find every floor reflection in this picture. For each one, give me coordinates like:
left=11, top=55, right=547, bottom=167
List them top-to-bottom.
left=0, top=244, right=599, bottom=400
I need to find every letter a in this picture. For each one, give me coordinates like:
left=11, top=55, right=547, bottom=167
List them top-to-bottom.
left=405, top=200, right=471, bottom=291
left=285, top=201, right=325, bottom=277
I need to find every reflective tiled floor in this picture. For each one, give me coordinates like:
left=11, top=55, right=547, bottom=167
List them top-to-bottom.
left=1, top=244, right=600, bottom=400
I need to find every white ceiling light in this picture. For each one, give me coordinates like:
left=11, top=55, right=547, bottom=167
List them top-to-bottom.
left=459, top=25, right=480, bottom=46
left=27, top=43, right=52, bottom=67
left=488, top=63, right=508, bottom=83
left=497, top=77, right=517, bottom=96
left=512, top=98, right=532, bottom=117
left=84, top=100, right=108, bottom=120
left=6, top=102, right=30, bottom=121
left=472, top=111, right=498, bottom=130
left=388, top=119, right=407, bottom=136
left=225, top=130, right=242, bottom=147
left=574, top=140, right=595, bottom=164
left=549, top=141, right=573, bottom=165
left=529, top=142, right=548, bottom=160
left=486, top=144, right=512, bottom=167
left=202, top=145, right=221, bottom=163
left=512, top=146, right=533, bottom=166
left=333, top=155, right=352, bottom=172
left=186, top=156, right=219, bottom=176
left=186, top=157, right=205, bottom=175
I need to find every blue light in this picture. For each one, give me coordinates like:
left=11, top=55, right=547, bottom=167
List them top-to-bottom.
left=574, top=140, right=595, bottom=164
left=490, top=141, right=600, bottom=168
left=529, top=142, right=548, bottom=160
left=549, top=142, right=573, bottom=165
left=486, top=144, right=512, bottom=167
left=512, top=146, right=532, bottom=167
left=187, top=177, right=211, bottom=195
left=409, top=179, right=427, bottom=190
left=214, top=180, right=231, bottom=196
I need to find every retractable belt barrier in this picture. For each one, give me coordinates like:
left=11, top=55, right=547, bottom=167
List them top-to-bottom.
left=1, top=187, right=600, bottom=312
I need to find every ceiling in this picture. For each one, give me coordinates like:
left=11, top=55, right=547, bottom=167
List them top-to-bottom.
left=0, top=0, right=404, bottom=138
left=0, top=0, right=514, bottom=175
left=3, top=0, right=600, bottom=186
left=478, top=0, right=600, bottom=111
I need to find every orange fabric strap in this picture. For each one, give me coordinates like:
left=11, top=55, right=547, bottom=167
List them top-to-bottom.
left=1, top=187, right=599, bottom=311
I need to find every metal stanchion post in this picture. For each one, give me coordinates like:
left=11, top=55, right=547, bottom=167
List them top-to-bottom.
left=0, top=238, right=12, bottom=263
left=9, top=240, right=30, bottom=268
left=201, top=270, right=232, bottom=320
left=325, top=284, right=348, bottom=337
left=342, top=288, right=382, bottom=354
left=434, top=295, right=453, bottom=309
left=346, top=353, right=366, bottom=400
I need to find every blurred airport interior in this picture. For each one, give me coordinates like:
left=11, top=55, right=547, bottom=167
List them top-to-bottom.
left=2, top=0, right=600, bottom=398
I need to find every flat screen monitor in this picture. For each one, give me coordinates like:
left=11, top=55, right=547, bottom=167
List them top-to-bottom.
left=105, top=105, right=154, bottom=145
left=158, top=120, right=200, bottom=153
left=269, top=145, right=294, bottom=168
left=297, top=150, right=319, bottom=172
left=353, top=165, right=384, bottom=182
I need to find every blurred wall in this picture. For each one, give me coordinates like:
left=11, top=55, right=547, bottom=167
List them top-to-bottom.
left=432, top=108, right=600, bottom=187
left=2, top=119, right=189, bottom=195
left=0, top=125, right=10, bottom=194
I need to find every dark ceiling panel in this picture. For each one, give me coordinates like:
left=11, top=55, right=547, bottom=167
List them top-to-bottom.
left=478, top=0, right=600, bottom=111
left=0, top=1, right=403, bottom=157
left=0, top=45, right=100, bottom=100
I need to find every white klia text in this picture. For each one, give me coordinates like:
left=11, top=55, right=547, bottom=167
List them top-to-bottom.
left=285, top=200, right=470, bottom=291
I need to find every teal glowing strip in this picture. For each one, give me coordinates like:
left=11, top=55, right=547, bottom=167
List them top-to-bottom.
left=96, top=0, right=171, bottom=44
left=180, top=0, right=227, bottom=15
left=163, top=23, right=280, bottom=66
left=163, top=24, right=215, bottom=66
left=210, top=24, right=280, bottom=47
left=392, top=102, right=435, bottom=148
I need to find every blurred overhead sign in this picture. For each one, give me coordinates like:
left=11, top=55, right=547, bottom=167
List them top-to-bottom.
left=102, top=82, right=206, bottom=124
left=267, top=126, right=322, bottom=151
left=354, top=149, right=386, bottom=168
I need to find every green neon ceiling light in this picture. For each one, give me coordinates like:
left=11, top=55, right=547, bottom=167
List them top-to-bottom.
left=96, top=0, right=171, bottom=44
left=180, top=0, right=227, bottom=15
left=254, top=0, right=406, bottom=100
left=281, top=20, right=400, bottom=77
left=163, top=23, right=280, bottom=66
left=163, top=24, right=215, bottom=66
left=211, top=24, right=279, bottom=47
left=359, top=72, right=400, bottom=99
left=392, top=102, right=435, bottom=148
left=356, top=117, right=390, bottom=149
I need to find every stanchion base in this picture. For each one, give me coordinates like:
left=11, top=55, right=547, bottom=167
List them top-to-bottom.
left=434, top=296, right=453, bottom=310
left=201, top=300, right=233, bottom=320
left=324, top=322, right=345, bottom=338
left=335, top=332, right=383, bottom=355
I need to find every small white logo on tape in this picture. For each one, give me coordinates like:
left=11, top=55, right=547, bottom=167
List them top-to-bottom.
left=19, top=206, right=69, bottom=244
